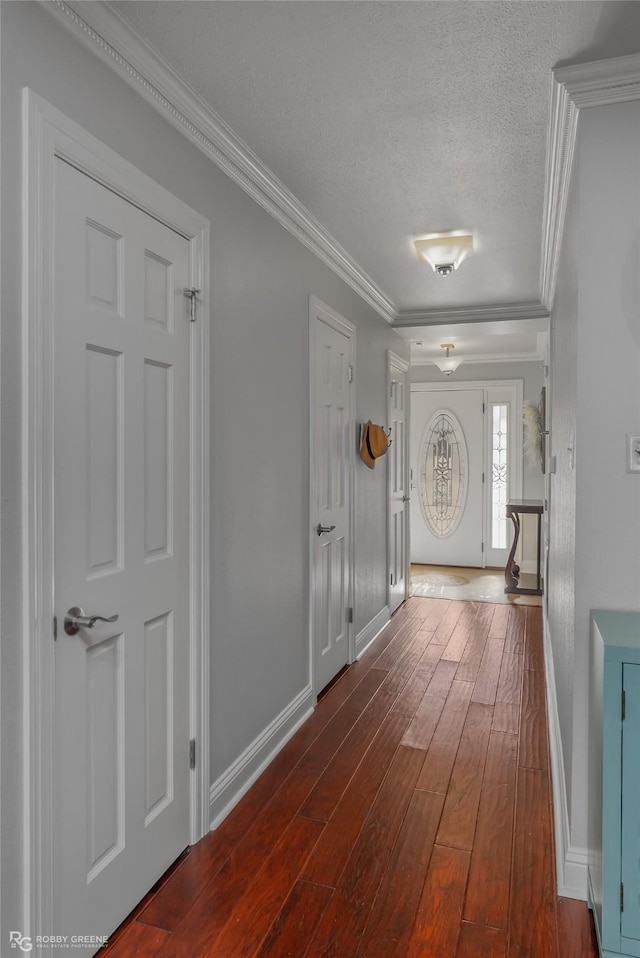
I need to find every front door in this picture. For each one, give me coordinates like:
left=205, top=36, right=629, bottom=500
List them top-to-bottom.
left=53, top=158, right=191, bottom=949
left=310, top=299, right=354, bottom=694
left=388, top=352, right=410, bottom=614
left=410, top=388, right=484, bottom=567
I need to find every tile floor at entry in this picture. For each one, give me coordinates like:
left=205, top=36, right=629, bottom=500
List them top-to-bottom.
left=411, top=564, right=543, bottom=607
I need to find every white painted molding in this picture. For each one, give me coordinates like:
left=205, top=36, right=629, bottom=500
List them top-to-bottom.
left=41, top=0, right=396, bottom=324
left=554, top=52, right=640, bottom=109
left=541, top=53, right=640, bottom=310
left=394, top=301, right=549, bottom=327
left=411, top=351, right=545, bottom=367
left=411, top=379, right=522, bottom=394
left=355, top=606, right=391, bottom=660
left=543, top=611, right=588, bottom=900
left=209, top=685, right=314, bottom=829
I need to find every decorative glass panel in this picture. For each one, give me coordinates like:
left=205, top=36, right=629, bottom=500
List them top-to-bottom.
left=491, top=403, right=509, bottom=549
left=419, top=410, right=468, bottom=538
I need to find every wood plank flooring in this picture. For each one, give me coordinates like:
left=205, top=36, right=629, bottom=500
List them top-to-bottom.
left=101, top=597, right=598, bottom=958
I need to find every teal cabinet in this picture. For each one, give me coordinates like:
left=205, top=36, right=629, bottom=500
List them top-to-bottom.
left=590, top=611, right=640, bottom=958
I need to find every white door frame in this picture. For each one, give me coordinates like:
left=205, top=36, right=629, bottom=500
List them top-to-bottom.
left=22, top=91, right=211, bottom=943
left=308, top=296, right=356, bottom=700
left=387, top=351, right=410, bottom=611
left=411, top=380, right=523, bottom=567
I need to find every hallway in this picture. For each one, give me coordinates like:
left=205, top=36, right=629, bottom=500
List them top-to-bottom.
left=102, top=598, right=597, bottom=957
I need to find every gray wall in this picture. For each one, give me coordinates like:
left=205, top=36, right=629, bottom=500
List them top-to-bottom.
left=0, top=1, right=408, bottom=934
left=548, top=100, right=640, bottom=860
left=547, top=159, right=579, bottom=821
left=411, top=360, right=546, bottom=564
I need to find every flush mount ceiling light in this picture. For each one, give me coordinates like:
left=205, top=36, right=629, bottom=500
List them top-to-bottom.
left=414, top=232, right=474, bottom=276
left=433, top=343, right=462, bottom=376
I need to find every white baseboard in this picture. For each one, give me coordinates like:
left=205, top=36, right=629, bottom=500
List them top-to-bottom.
left=355, top=606, right=390, bottom=659
left=543, top=611, right=588, bottom=900
left=209, top=684, right=314, bottom=829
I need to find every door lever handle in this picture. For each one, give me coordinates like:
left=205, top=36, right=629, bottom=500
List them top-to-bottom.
left=402, top=496, right=411, bottom=502
left=316, top=523, right=336, bottom=536
left=64, top=606, right=119, bottom=636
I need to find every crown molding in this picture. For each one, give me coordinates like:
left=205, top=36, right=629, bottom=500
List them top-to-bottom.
left=41, top=0, right=397, bottom=324
left=41, top=5, right=640, bottom=329
left=540, top=53, right=640, bottom=310
left=394, top=301, right=549, bottom=328
left=411, top=351, right=544, bottom=367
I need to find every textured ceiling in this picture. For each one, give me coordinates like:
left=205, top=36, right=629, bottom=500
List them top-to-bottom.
left=112, top=0, right=640, bottom=315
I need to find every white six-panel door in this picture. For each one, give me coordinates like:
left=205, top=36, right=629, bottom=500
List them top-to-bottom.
left=53, top=158, right=191, bottom=949
left=310, top=299, right=355, bottom=694
left=387, top=353, right=410, bottom=614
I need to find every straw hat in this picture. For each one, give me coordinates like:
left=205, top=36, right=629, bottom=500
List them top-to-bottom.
left=360, top=421, right=390, bottom=469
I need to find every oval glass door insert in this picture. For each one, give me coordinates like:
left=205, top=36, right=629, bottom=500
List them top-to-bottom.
left=419, top=409, right=469, bottom=537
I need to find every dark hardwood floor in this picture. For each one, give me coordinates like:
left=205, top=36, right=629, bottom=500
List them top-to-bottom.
left=101, top=597, right=599, bottom=958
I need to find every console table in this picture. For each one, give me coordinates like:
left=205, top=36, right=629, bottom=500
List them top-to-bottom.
left=504, top=499, right=543, bottom=596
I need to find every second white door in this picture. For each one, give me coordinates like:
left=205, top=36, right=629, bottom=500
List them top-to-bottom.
left=310, top=299, right=354, bottom=694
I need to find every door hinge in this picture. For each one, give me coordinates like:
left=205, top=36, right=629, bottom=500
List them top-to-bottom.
left=183, top=287, right=201, bottom=323
left=348, top=365, right=354, bottom=383
left=482, top=402, right=485, bottom=413
left=482, top=472, right=485, bottom=484
left=481, top=542, right=485, bottom=553
left=390, top=572, right=394, bottom=586
left=347, top=607, right=354, bottom=624
left=53, top=615, right=58, bottom=641
left=622, top=689, right=626, bottom=721
left=189, top=739, right=196, bottom=770
left=621, top=882, right=624, bottom=912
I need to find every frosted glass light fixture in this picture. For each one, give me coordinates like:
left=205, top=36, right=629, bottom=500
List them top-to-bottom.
left=414, top=232, right=474, bottom=276
left=432, top=343, right=462, bottom=376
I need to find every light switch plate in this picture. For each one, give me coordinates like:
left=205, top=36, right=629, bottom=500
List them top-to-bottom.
left=626, top=434, right=640, bottom=473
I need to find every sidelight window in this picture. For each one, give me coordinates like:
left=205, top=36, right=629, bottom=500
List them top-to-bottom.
left=491, top=403, right=509, bottom=549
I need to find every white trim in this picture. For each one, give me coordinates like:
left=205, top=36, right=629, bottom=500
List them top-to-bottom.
left=41, top=0, right=396, bottom=325
left=541, top=53, right=640, bottom=310
left=22, top=90, right=211, bottom=943
left=308, top=296, right=356, bottom=700
left=395, top=301, right=549, bottom=327
left=387, top=350, right=410, bottom=614
left=411, top=351, right=545, bottom=367
left=412, top=379, right=522, bottom=396
left=355, top=607, right=391, bottom=660
left=543, top=611, right=588, bottom=900
left=209, top=685, right=314, bottom=829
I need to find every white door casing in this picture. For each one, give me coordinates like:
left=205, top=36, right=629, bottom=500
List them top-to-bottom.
left=23, top=92, right=210, bottom=953
left=309, top=297, right=355, bottom=696
left=387, top=352, right=410, bottom=614
left=410, top=381, right=523, bottom=570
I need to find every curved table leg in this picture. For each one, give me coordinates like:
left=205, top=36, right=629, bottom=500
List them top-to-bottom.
left=504, top=511, right=521, bottom=592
